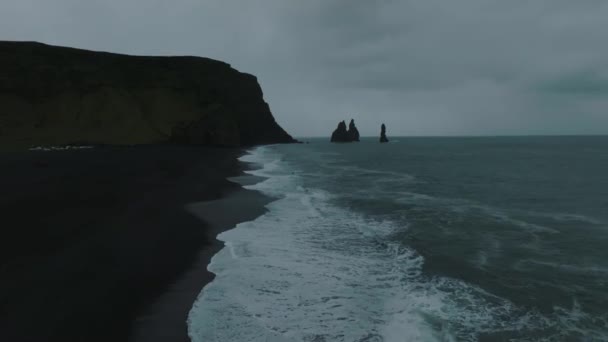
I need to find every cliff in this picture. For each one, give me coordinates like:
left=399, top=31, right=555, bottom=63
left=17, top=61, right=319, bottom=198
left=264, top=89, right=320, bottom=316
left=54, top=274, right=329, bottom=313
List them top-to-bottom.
left=0, top=41, right=295, bottom=150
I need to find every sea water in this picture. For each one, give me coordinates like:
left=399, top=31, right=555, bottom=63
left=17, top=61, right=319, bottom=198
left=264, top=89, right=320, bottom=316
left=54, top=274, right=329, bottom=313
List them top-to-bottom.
left=188, top=136, right=608, bottom=341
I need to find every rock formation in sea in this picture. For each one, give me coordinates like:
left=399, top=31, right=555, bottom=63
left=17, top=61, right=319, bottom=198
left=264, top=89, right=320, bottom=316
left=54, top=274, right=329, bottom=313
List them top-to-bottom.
left=0, top=41, right=295, bottom=150
left=330, top=119, right=360, bottom=142
left=348, top=119, right=360, bottom=142
left=331, top=121, right=348, bottom=142
left=380, top=123, right=389, bottom=143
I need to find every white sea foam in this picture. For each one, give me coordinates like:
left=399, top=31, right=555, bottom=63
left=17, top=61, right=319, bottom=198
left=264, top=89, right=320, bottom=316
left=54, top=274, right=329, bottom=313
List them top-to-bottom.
left=29, top=145, right=94, bottom=151
left=187, top=146, right=605, bottom=342
left=328, top=165, right=418, bottom=185
left=395, top=194, right=560, bottom=235
left=527, top=212, right=604, bottom=226
left=516, top=259, right=608, bottom=276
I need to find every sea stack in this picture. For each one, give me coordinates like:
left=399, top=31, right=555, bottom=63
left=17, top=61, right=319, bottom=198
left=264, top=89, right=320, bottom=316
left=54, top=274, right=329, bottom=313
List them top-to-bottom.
left=331, top=119, right=360, bottom=142
left=347, top=119, right=360, bottom=142
left=380, top=123, right=389, bottom=143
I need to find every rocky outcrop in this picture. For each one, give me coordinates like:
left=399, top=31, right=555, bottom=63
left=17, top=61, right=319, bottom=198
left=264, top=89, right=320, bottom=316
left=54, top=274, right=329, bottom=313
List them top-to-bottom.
left=0, top=41, right=295, bottom=150
left=330, top=119, right=360, bottom=142
left=348, top=119, right=360, bottom=142
left=330, top=121, right=348, bottom=142
left=380, top=123, right=389, bottom=143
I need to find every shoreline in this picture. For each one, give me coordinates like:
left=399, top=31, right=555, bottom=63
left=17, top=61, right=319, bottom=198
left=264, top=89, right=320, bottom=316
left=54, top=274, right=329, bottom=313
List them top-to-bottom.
left=0, top=145, right=270, bottom=342
left=130, top=157, right=272, bottom=342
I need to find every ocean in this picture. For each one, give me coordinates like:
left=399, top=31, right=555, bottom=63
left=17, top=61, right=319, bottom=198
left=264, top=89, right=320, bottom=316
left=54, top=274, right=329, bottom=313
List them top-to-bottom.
left=188, top=136, right=608, bottom=341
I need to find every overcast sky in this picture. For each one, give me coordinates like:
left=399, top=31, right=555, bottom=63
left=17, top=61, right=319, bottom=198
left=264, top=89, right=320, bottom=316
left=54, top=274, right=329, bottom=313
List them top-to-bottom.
left=2, top=0, right=608, bottom=137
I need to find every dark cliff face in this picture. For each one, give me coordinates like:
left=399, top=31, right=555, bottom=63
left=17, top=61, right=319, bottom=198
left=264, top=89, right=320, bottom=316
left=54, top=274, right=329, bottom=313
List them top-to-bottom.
left=0, top=41, right=295, bottom=150
left=330, top=119, right=359, bottom=142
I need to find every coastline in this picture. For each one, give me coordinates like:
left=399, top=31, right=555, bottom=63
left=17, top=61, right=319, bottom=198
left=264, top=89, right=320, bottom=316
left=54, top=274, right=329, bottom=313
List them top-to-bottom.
left=0, top=145, right=271, bottom=342
left=130, top=157, right=272, bottom=342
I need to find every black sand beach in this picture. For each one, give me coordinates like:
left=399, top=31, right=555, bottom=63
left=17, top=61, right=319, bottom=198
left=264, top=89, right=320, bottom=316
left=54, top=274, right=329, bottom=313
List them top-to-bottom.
left=0, top=145, right=269, bottom=342
left=131, top=175, right=272, bottom=342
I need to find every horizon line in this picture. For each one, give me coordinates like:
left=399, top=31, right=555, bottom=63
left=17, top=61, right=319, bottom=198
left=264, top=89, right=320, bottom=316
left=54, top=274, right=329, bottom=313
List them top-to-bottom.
left=295, top=133, right=608, bottom=139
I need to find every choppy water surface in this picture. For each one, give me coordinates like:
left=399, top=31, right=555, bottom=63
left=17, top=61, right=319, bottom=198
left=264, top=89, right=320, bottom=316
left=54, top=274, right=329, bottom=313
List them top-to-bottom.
left=189, top=136, right=608, bottom=341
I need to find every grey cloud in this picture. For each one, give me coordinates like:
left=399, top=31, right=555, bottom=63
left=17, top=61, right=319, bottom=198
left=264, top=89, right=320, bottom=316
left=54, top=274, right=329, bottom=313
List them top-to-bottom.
left=1, top=0, right=608, bottom=136
left=536, top=69, right=608, bottom=96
